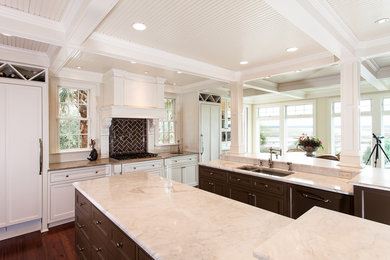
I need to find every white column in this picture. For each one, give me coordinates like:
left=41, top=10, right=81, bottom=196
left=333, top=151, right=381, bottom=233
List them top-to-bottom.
left=338, top=59, right=362, bottom=168
left=230, top=81, right=245, bottom=154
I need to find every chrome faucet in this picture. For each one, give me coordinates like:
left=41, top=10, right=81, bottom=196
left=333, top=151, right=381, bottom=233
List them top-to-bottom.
left=268, top=147, right=282, bottom=168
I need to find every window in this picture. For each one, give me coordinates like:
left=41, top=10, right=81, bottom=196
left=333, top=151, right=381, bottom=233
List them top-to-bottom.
left=58, top=87, right=89, bottom=151
left=158, top=98, right=176, bottom=144
left=382, top=98, right=390, bottom=168
left=331, top=100, right=372, bottom=163
left=285, top=104, right=314, bottom=149
left=257, top=106, right=281, bottom=152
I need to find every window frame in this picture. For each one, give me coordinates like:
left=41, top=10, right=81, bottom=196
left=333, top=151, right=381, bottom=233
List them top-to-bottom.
left=56, top=86, right=91, bottom=152
left=157, top=98, right=177, bottom=145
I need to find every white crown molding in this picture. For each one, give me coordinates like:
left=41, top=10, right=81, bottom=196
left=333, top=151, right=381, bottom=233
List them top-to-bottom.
left=84, top=33, right=236, bottom=83
left=356, top=35, right=390, bottom=59
left=0, top=44, right=49, bottom=67
left=241, top=51, right=337, bottom=82
left=363, top=59, right=380, bottom=73
left=361, top=64, right=388, bottom=90
left=378, top=66, right=390, bottom=80
left=57, top=67, right=103, bottom=84
left=104, top=68, right=167, bottom=84
left=278, top=74, right=340, bottom=92
left=179, top=79, right=227, bottom=94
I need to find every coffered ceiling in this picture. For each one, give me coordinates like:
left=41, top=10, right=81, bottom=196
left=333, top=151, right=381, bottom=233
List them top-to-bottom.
left=95, top=0, right=327, bottom=71
left=0, top=34, right=49, bottom=52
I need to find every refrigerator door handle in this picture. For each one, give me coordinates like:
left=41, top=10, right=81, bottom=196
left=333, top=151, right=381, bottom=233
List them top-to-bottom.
left=200, top=134, right=204, bottom=155
left=39, top=138, right=43, bottom=175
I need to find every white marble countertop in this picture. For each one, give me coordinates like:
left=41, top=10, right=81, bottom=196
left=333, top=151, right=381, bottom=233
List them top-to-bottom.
left=199, top=160, right=354, bottom=195
left=350, top=167, right=390, bottom=191
left=74, top=172, right=293, bottom=260
left=254, top=207, right=390, bottom=260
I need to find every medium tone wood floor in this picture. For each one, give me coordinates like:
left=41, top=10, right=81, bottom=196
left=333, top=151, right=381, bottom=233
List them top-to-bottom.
left=0, top=223, right=76, bottom=260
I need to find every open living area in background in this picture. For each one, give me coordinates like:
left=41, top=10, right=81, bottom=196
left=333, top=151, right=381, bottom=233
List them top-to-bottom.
left=1, top=0, right=390, bottom=259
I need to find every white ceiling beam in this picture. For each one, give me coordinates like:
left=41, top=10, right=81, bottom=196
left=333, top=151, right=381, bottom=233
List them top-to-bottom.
left=263, top=0, right=357, bottom=59
left=0, top=6, right=65, bottom=46
left=83, top=33, right=237, bottom=83
left=356, top=36, right=390, bottom=59
left=0, top=45, right=49, bottom=67
left=50, top=48, right=81, bottom=74
left=241, top=52, right=337, bottom=82
left=360, top=63, right=388, bottom=90
left=377, top=66, right=390, bottom=80
left=278, top=74, right=340, bottom=92
left=179, top=79, right=227, bottom=94
left=246, top=80, right=278, bottom=92
left=244, top=82, right=305, bottom=99
left=243, top=88, right=267, bottom=97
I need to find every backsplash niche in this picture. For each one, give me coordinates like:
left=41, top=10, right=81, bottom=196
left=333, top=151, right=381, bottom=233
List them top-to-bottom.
left=109, top=118, right=147, bottom=156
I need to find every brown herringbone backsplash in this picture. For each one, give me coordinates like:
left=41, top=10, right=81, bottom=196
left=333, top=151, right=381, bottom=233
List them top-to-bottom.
left=109, top=118, right=147, bottom=156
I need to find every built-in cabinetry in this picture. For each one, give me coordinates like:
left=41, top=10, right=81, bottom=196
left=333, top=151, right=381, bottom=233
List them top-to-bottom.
left=0, top=82, right=44, bottom=240
left=220, top=98, right=231, bottom=152
left=199, top=102, right=220, bottom=162
left=165, top=154, right=198, bottom=186
left=121, top=159, right=164, bottom=176
left=48, top=165, right=110, bottom=227
left=199, top=165, right=354, bottom=218
left=354, top=186, right=390, bottom=225
left=75, top=190, right=154, bottom=260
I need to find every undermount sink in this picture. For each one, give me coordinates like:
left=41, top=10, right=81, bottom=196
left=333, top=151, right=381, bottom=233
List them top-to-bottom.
left=236, top=165, right=293, bottom=177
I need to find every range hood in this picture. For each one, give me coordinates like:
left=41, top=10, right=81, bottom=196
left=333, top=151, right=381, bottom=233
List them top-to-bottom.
left=101, top=69, right=165, bottom=119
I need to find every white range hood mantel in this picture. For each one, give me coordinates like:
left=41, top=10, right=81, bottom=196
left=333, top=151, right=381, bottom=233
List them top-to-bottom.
left=102, top=69, right=166, bottom=119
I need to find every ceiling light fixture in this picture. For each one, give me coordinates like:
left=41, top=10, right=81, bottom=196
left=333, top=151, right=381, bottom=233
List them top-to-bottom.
left=375, top=18, right=390, bottom=24
left=132, top=23, right=147, bottom=31
left=2, top=33, right=12, bottom=37
left=286, top=47, right=299, bottom=53
left=130, top=61, right=137, bottom=64
left=240, top=61, right=248, bottom=65
left=76, top=66, right=81, bottom=69
left=295, top=69, right=302, bottom=73
left=144, top=71, right=149, bottom=74
left=177, top=71, right=182, bottom=74
left=264, top=76, right=271, bottom=79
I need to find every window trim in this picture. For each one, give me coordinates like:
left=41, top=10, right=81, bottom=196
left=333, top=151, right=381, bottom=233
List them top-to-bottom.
left=156, top=98, right=177, bottom=146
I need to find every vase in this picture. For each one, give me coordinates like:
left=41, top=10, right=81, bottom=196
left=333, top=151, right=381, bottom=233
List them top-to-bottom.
left=299, top=146, right=319, bottom=157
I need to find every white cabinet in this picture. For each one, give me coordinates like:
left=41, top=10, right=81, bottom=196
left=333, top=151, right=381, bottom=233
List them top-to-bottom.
left=0, top=83, right=42, bottom=230
left=200, top=102, right=220, bottom=162
left=165, top=155, right=198, bottom=186
left=121, top=159, right=164, bottom=176
left=48, top=165, right=109, bottom=227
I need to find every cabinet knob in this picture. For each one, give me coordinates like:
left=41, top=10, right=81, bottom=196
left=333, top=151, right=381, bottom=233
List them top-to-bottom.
left=152, top=164, right=155, bottom=167
left=133, top=167, right=136, bottom=170
left=95, top=171, right=98, bottom=174
left=209, top=172, right=214, bottom=175
left=66, top=175, right=69, bottom=178
left=236, top=178, right=241, bottom=182
left=209, top=182, right=214, bottom=186
left=264, top=184, right=269, bottom=188
left=248, top=193, right=252, bottom=196
left=79, top=202, right=86, bottom=206
left=95, top=220, right=102, bottom=225
left=76, top=223, right=85, bottom=229
left=116, top=242, right=123, bottom=248
left=79, top=247, right=84, bottom=252
left=95, top=248, right=102, bottom=252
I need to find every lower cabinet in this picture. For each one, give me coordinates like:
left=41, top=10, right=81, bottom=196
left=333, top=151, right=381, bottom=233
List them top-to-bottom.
left=165, top=155, right=198, bottom=186
left=122, top=160, right=164, bottom=176
left=199, top=166, right=227, bottom=197
left=289, top=184, right=353, bottom=219
left=354, top=185, right=390, bottom=225
left=75, top=190, right=153, bottom=260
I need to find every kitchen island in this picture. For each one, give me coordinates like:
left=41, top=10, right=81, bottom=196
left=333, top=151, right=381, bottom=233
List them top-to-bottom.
left=74, top=172, right=390, bottom=260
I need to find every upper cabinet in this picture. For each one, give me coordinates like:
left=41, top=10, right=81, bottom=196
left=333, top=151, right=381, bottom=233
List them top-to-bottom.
left=0, top=61, right=46, bottom=83
left=221, top=98, right=231, bottom=152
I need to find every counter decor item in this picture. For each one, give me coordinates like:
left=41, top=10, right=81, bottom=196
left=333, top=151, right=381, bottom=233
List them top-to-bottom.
left=297, top=134, right=323, bottom=157
left=87, top=139, right=98, bottom=161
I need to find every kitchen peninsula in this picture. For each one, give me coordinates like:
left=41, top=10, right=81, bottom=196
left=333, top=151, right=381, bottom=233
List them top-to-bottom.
left=74, top=171, right=390, bottom=260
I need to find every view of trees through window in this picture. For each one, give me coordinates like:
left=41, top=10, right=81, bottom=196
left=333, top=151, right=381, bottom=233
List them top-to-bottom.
left=58, top=88, right=89, bottom=150
left=158, top=98, right=176, bottom=144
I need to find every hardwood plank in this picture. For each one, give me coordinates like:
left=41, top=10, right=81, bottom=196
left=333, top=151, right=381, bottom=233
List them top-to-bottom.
left=0, top=223, right=76, bottom=260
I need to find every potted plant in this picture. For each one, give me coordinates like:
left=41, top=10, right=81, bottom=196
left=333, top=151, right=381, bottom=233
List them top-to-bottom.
left=297, top=134, right=323, bottom=157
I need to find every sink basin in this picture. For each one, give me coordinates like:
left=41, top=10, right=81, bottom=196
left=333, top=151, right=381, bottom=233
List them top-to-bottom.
left=170, top=152, right=184, bottom=154
left=236, top=165, right=293, bottom=177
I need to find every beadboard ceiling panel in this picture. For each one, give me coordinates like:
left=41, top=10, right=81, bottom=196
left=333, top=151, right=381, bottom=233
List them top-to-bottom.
left=0, top=0, right=70, bottom=21
left=95, top=0, right=326, bottom=71
left=327, top=0, right=390, bottom=41
left=0, top=34, right=50, bottom=52
left=65, top=51, right=209, bottom=86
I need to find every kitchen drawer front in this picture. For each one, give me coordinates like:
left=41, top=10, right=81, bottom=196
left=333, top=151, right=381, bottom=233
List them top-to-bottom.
left=165, top=155, right=197, bottom=166
left=122, top=160, right=163, bottom=174
left=50, top=166, right=107, bottom=183
left=199, top=166, right=226, bottom=181
left=229, top=172, right=252, bottom=188
left=253, top=177, right=284, bottom=195
left=75, top=191, right=92, bottom=218
left=91, top=205, right=112, bottom=239
left=75, top=208, right=92, bottom=241
left=111, top=225, right=137, bottom=260
left=76, top=228, right=91, bottom=260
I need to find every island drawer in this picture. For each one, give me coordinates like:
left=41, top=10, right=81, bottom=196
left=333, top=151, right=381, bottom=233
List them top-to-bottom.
left=50, top=166, right=106, bottom=183
left=199, top=166, right=226, bottom=181
left=229, top=172, right=252, bottom=187
left=253, top=177, right=284, bottom=195
left=75, top=191, right=92, bottom=218
left=91, top=205, right=113, bottom=239
left=75, top=208, right=92, bottom=241
left=111, top=225, right=137, bottom=260
left=76, top=228, right=91, bottom=260
left=90, top=234, right=115, bottom=260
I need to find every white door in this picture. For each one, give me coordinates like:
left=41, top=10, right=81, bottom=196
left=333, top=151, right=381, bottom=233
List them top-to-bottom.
left=3, top=84, right=42, bottom=225
left=0, top=86, right=6, bottom=228
left=200, top=104, right=211, bottom=162
left=210, top=105, right=220, bottom=161
left=183, top=165, right=197, bottom=186
left=170, top=167, right=182, bottom=183
left=50, top=183, right=75, bottom=222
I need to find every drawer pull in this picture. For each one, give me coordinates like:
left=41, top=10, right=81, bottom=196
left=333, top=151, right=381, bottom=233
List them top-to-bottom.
left=174, top=160, right=178, bottom=163
left=152, top=164, right=155, bottom=167
left=133, top=167, right=136, bottom=170
left=95, top=171, right=98, bottom=174
left=209, top=172, right=214, bottom=175
left=66, top=174, right=69, bottom=178
left=236, top=178, right=241, bottom=182
left=208, top=182, right=214, bottom=186
left=264, top=184, right=269, bottom=188
left=301, top=192, right=330, bottom=203
left=79, top=202, right=86, bottom=206
left=95, top=220, right=102, bottom=225
left=76, top=223, right=85, bottom=229
left=116, top=242, right=124, bottom=248
left=79, top=246, right=85, bottom=252
left=95, top=248, right=102, bottom=252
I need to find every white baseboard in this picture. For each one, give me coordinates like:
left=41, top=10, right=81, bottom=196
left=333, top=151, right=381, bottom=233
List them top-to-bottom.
left=48, top=217, right=74, bottom=229
left=0, top=219, right=41, bottom=241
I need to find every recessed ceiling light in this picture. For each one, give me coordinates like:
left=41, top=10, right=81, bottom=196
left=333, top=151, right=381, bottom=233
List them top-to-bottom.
left=375, top=18, right=390, bottom=24
left=132, top=23, right=147, bottom=31
left=2, top=33, right=12, bottom=37
left=286, top=47, right=299, bottom=53
left=130, top=61, right=137, bottom=64
left=240, top=61, right=248, bottom=65
left=76, top=66, right=81, bottom=69
left=295, top=69, right=302, bottom=73
left=144, top=71, right=149, bottom=74
left=177, top=71, right=182, bottom=74
left=264, top=76, right=271, bottom=79
left=173, top=83, right=177, bottom=86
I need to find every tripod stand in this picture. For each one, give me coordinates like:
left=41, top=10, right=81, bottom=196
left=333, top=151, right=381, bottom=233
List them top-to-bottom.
left=366, top=133, right=390, bottom=167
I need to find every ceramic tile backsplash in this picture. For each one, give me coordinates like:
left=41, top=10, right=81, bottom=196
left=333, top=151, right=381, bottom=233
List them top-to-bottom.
left=109, top=118, right=147, bottom=156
